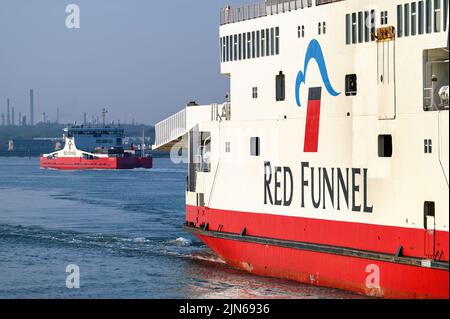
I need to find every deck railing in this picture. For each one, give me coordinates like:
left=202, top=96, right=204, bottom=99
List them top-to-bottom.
left=220, top=0, right=344, bottom=25
left=220, top=0, right=311, bottom=25
left=153, top=108, right=186, bottom=150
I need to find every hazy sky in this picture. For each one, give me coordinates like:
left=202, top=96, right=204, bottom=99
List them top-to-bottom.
left=0, top=0, right=240, bottom=125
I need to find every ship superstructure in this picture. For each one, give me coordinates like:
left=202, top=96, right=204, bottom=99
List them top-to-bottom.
left=153, top=0, right=449, bottom=298
left=41, top=126, right=152, bottom=170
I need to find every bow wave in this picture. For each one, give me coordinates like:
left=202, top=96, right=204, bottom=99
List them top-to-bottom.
left=295, top=39, right=340, bottom=107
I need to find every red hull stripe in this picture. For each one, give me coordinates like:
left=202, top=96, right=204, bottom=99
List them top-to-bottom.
left=303, top=87, right=322, bottom=153
left=40, top=157, right=152, bottom=170
left=186, top=205, right=449, bottom=262
left=186, top=226, right=448, bottom=270
left=194, top=232, right=449, bottom=299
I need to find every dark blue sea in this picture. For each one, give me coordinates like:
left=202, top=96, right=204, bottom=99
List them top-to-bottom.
left=0, top=157, right=360, bottom=299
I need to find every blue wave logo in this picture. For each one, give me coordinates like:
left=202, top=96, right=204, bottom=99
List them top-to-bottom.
left=295, top=39, right=340, bottom=107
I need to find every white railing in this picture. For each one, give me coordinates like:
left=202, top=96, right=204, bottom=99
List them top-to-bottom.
left=220, top=0, right=312, bottom=25
left=220, top=0, right=345, bottom=25
left=153, top=103, right=232, bottom=149
left=153, top=108, right=186, bottom=149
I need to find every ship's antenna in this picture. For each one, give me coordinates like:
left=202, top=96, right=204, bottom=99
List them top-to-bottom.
left=102, top=108, right=108, bottom=127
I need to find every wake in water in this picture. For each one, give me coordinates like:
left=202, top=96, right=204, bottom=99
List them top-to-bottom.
left=0, top=223, right=208, bottom=261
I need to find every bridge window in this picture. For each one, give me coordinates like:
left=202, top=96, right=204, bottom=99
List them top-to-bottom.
left=426, top=0, right=432, bottom=33
left=434, top=0, right=441, bottom=32
left=444, top=0, right=448, bottom=31
left=419, top=1, right=425, bottom=34
left=405, top=3, right=410, bottom=36
left=412, top=3, right=417, bottom=35
left=397, top=5, right=403, bottom=37
left=371, top=9, right=376, bottom=40
left=364, top=11, right=370, bottom=41
left=358, top=12, right=364, bottom=43
left=352, top=13, right=357, bottom=43
left=345, top=14, right=350, bottom=44
left=275, top=27, right=280, bottom=55
left=270, top=28, right=275, bottom=55
left=261, top=29, right=266, bottom=57
left=252, top=31, right=256, bottom=58
left=256, top=31, right=261, bottom=57
left=242, top=32, right=246, bottom=60
left=247, top=32, right=252, bottom=59
left=238, top=34, right=242, bottom=60
left=276, top=71, right=286, bottom=101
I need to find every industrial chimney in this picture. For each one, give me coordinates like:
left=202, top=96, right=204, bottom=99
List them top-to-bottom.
left=6, top=98, right=10, bottom=126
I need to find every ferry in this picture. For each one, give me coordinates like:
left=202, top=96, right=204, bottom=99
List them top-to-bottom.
left=153, top=0, right=449, bottom=298
left=40, top=126, right=152, bottom=170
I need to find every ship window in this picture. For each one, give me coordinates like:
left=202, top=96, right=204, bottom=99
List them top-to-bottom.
left=426, top=0, right=432, bottom=33
left=434, top=0, right=441, bottom=32
left=444, top=0, right=449, bottom=31
left=419, top=1, right=425, bottom=34
left=405, top=3, right=410, bottom=36
left=412, top=3, right=417, bottom=35
left=397, top=5, right=403, bottom=37
left=371, top=9, right=376, bottom=41
left=381, top=10, right=389, bottom=25
left=358, top=11, right=364, bottom=42
left=364, top=11, right=370, bottom=42
left=352, top=13, right=357, bottom=43
left=346, top=14, right=351, bottom=44
left=318, top=22, right=322, bottom=35
left=323, top=22, right=326, bottom=34
left=298, top=25, right=302, bottom=38
left=302, top=25, right=305, bottom=37
left=275, top=27, right=279, bottom=55
left=270, top=28, right=275, bottom=55
left=261, top=29, right=265, bottom=57
left=266, top=29, right=270, bottom=56
left=252, top=31, right=256, bottom=58
left=256, top=31, right=261, bottom=57
left=247, top=32, right=252, bottom=59
left=242, top=33, right=246, bottom=60
left=238, top=34, right=242, bottom=60
left=233, top=35, right=238, bottom=61
left=226, top=36, right=230, bottom=62
left=229, top=36, right=232, bottom=61
left=222, top=37, right=226, bottom=62
left=220, top=38, right=223, bottom=62
left=423, top=48, right=449, bottom=111
left=276, top=71, right=285, bottom=101
left=345, top=74, right=357, bottom=96
left=252, top=87, right=258, bottom=99
left=199, top=132, right=211, bottom=172
left=378, top=135, right=393, bottom=158
left=250, top=137, right=260, bottom=156
left=424, top=139, right=433, bottom=153
left=225, top=142, right=231, bottom=153
left=424, top=201, right=435, bottom=229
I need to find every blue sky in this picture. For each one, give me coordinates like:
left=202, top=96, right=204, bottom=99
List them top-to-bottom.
left=0, top=0, right=241, bottom=125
